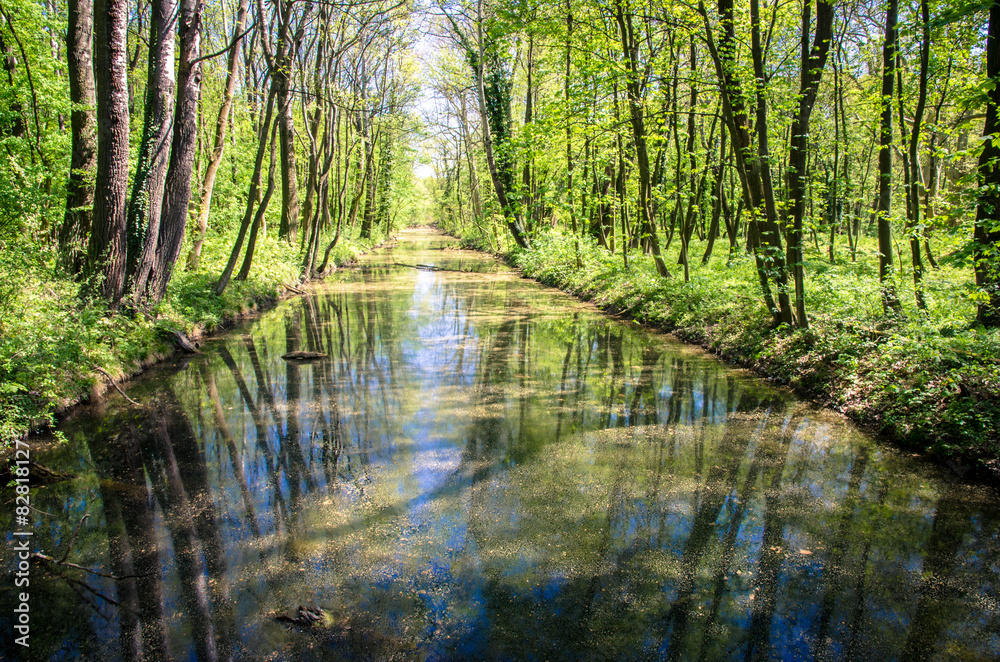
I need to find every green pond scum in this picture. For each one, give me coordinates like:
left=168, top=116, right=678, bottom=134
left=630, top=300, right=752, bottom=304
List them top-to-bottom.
left=2, top=229, right=998, bottom=660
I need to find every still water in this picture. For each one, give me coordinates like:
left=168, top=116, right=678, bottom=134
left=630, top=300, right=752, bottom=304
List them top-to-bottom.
left=3, top=228, right=998, bottom=661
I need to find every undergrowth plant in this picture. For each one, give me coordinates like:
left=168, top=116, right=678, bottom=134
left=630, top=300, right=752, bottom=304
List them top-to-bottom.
left=0, top=223, right=375, bottom=453
left=510, top=231, right=1000, bottom=479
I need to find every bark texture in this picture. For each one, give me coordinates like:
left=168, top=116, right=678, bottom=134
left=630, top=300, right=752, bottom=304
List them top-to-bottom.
left=59, top=0, right=97, bottom=276
left=86, top=0, right=130, bottom=306
left=151, top=0, right=204, bottom=301
left=975, top=1, right=1000, bottom=326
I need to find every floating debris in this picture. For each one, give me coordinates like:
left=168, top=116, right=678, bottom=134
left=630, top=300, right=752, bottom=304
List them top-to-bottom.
left=281, top=351, right=328, bottom=362
left=273, top=605, right=326, bottom=627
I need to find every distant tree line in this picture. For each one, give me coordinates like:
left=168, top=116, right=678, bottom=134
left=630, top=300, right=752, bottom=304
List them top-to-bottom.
left=0, top=0, right=419, bottom=309
left=428, top=0, right=1000, bottom=327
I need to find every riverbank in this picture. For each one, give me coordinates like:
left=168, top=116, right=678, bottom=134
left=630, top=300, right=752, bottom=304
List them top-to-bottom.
left=0, top=231, right=380, bottom=452
left=503, top=232, right=1000, bottom=486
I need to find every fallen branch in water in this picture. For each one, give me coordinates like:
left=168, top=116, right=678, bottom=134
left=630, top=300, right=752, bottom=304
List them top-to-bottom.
left=392, top=262, right=501, bottom=274
left=166, top=328, right=201, bottom=353
left=92, top=366, right=142, bottom=406
left=31, top=553, right=153, bottom=581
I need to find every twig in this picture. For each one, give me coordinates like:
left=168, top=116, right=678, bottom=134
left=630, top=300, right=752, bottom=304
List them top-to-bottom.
left=189, top=19, right=258, bottom=66
left=393, top=262, right=498, bottom=274
left=92, top=366, right=142, bottom=406
left=27, top=504, right=57, bottom=517
left=59, top=511, right=89, bottom=563
left=32, top=553, right=153, bottom=581
left=61, top=574, right=120, bottom=607
left=66, top=579, right=113, bottom=618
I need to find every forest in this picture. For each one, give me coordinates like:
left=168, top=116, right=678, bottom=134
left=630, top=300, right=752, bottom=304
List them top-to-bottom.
left=0, top=0, right=998, bottom=476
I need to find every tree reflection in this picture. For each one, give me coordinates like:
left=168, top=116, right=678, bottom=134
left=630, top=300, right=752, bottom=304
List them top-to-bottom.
left=25, top=235, right=1000, bottom=660
left=90, top=417, right=169, bottom=661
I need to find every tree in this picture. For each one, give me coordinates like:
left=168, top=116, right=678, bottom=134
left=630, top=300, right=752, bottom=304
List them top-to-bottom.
left=58, top=0, right=96, bottom=276
left=85, top=0, right=130, bottom=306
left=123, top=0, right=176, bottom=308
left=149, top=0, right=204, bottom=301
left=186, top=0, right=249, bottom=271
left=260, top=0, right=312, bottom=243
left=445, top=0, right=531, bottom=249
left=610, top=0, right=669, bottom=277
left=700, top=0, right=792, bottom=326
left=785, top=0, right=834, bottom=329
left=877, top=0, right=902, bottom=314
left=904, top=0, right=930, bottom=311
left=975, top=0, right=1000, bottom=326
left=215, top=85, right=276, bottom=295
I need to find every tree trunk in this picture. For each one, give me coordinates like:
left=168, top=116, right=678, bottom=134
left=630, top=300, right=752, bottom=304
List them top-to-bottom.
left=59, top=0, right=97, bottom=276
left=86, top=0, right=130, bottom=306
left=124, top=0, right=176, bottom=308
left=151, top=0, right=204, bottom=302
left=186, top=0, right=248, bottom=271
left=272, top=0, right=312, bottom=243
left=446, top=0, right=530, bottom=248
left=613, top=0, right=668, bottom=276
left=700, top=0, right=786, bottom=324
left=748, top=0, right=792, bottom=326
left=785, top=0, right=834, bottom=329
left=877, top=0, right=902, bottom=314
left=905, top=0, right=929, bottom=311
left=975, top=1, right=1000, bottom=326
left=523, top=34, right=534, bottom=227
left=276, top=77, right=299, bottom=241
left=215, top=85, right=276, bottom=295
left=237, top=120, right=279, bottom=282
left=358, top=121, right=377, bottom=239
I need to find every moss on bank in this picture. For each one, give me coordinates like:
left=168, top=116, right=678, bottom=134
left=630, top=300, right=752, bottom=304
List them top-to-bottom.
left=0, top=231, right=374, bottom=449
left=509, top=233, right=1000, bottom=485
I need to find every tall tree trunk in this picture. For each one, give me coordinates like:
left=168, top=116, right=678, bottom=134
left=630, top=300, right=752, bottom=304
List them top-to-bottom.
left=59, top=0, right=97, bottom=276
left=86, top=0, right=130, bottom=306
left=124, top=0, right=176, bottom=307
left=151, top=0, right=204, bottom=302
left=186, top=0, right=248, bottom=271
left=446, top=0, right=530, bottom=248
left=613, top=0, right=669, bottom=276
left=700, top=0, right=786, bottom=324
left=749, top=0, right=793, bottom=326
left=785, top=0, right=834, bottom=329
left=877, top=0, right=902, bottom=314
left=905, top=0, right=930, bottom=311
left=272, top=1, right=312, bottom=243
left=975, top=1, right=1000, bottom=326
left=564, top=10, right=577, bottom=236
left=522, top=34, right=534, bottom=227
left=276, top=76, right=299, bottom=241
left=215, top=84, right=276, bottom=295
left=358, top=119, right=377, bottom=239
left=237, top=120, right=279, bottom=282
left=702, top=130, right=726, bottom=265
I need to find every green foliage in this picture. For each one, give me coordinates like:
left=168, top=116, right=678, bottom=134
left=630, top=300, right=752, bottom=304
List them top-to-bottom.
left=0, top=0, right=71, bottom=241
left=0, top=215, right=376, bottom=451
left=512, top=231, right=1000, bottom=475
left=0, top=241, right=163, bottom=443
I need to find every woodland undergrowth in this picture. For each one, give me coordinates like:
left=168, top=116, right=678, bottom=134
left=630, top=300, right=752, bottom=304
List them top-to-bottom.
left=0, top=228, right=373, bottom=450
left=511, top=232, right=1000, bottom=483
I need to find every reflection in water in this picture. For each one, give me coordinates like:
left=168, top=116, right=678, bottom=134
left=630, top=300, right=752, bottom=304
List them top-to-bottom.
left=5, top=229, right=999, bottom=661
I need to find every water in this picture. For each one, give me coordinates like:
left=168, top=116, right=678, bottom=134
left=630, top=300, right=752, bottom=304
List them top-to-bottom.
left=4, top=228, right=998, bottom=661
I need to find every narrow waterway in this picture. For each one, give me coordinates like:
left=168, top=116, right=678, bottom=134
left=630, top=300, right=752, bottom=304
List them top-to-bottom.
left=4, top=228, right=998, bottom=661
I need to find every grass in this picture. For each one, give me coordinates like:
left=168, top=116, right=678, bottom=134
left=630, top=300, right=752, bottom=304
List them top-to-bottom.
left=0, top=225, right=377, bottom=451
left=506, top=230, right=1000, bottom=484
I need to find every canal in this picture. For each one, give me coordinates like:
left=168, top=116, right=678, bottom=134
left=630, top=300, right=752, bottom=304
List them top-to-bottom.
left=4, top=228, right=998, bottom=660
